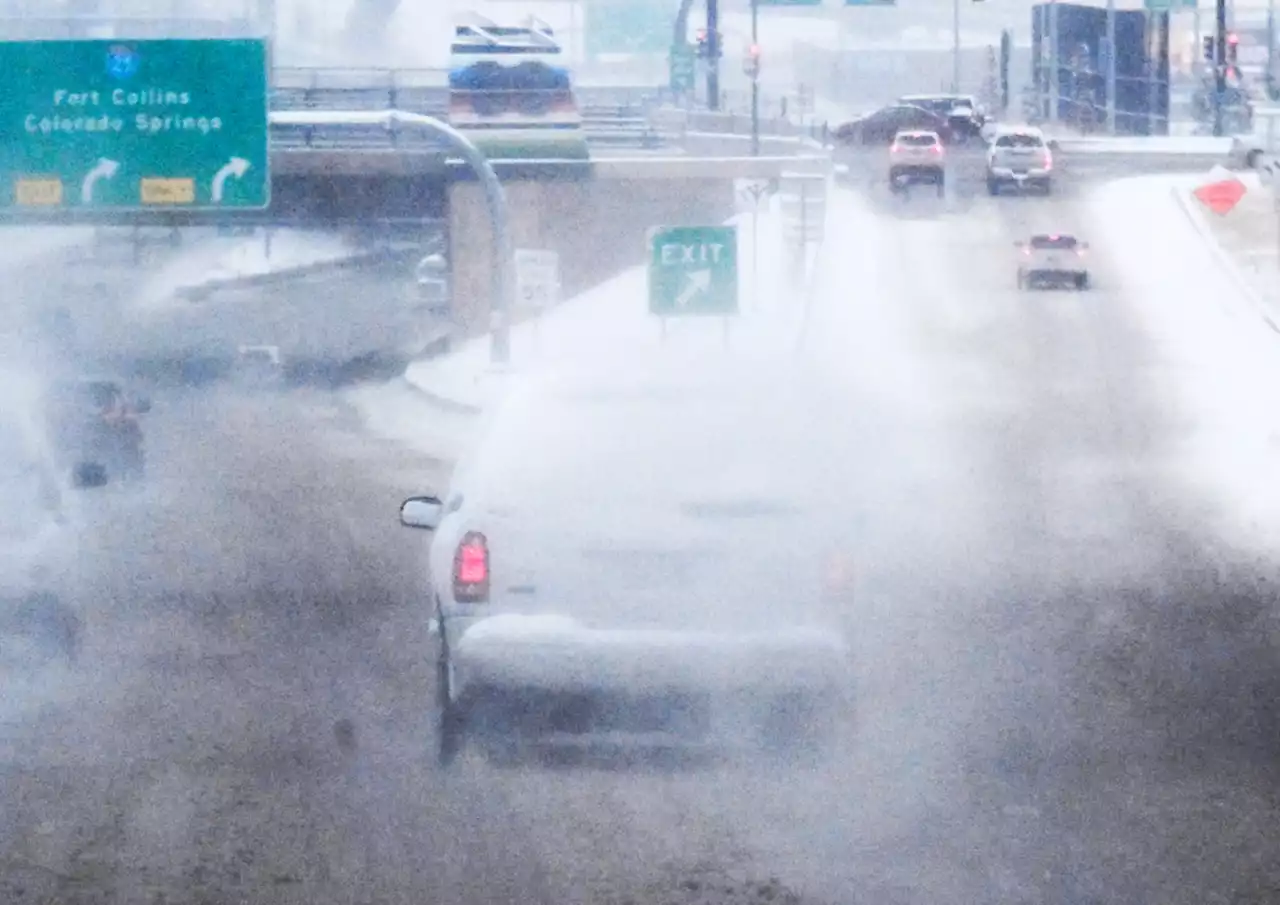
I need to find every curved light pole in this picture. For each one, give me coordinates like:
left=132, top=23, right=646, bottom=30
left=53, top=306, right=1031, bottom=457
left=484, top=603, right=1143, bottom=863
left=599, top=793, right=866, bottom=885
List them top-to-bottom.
left=674, top=0, right=697, bottom=52
left=271, top=108, right=513, bottom=365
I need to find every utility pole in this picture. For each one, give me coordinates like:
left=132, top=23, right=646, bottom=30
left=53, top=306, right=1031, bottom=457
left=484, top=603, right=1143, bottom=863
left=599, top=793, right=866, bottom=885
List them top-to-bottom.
left=707, top=0, right=720, bottom=111
left=750, top=0, right=759, bottom=155
left=952, top=0, right=960, bottom=92
left=1048, top=0, right=1060, bottom=124
left=1106, top=0, right=1116, bottom=133
left=1215, top=0, right=1227, bottom=136
left=1269, top=0, right=1276, bottom=101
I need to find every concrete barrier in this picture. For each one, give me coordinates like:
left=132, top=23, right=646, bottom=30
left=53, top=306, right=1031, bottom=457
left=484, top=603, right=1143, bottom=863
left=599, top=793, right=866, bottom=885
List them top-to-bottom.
left=174, top=247, right=420, bottom=301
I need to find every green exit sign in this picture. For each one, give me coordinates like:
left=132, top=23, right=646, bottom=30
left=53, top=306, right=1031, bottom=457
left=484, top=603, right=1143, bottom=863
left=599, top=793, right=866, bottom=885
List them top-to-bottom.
left=0, top=38, right=270, bottom=211
left=648, top=225, right=739, bottom=317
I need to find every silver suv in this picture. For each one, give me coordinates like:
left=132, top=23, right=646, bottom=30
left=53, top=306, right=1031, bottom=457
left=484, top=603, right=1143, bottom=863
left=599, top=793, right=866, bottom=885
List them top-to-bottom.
left=987, top=127, right=1054, bottom=195
left=1016, top=233, right=1090, bottom=290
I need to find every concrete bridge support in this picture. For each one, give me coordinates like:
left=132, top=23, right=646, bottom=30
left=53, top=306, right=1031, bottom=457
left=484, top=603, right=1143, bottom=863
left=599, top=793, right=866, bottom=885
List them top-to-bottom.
left=447, top=175, right=735, bottom=336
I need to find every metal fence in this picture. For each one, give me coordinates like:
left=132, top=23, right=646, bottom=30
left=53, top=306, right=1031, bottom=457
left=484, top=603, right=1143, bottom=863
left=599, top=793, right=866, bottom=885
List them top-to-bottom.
left=268, top=67, right=666, bottom=149
left=270, top=67, right=660, bottom=110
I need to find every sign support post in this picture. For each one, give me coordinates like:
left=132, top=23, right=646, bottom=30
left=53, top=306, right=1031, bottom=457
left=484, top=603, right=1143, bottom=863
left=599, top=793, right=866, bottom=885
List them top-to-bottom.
left=750, top=0, right=760, bottom=156
left=735, top=178, right=772, bottom=309
left=753, top=203, right=759, bottom=308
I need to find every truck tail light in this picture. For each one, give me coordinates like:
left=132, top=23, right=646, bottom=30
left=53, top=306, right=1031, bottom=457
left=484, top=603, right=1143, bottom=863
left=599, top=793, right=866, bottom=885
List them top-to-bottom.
left=889, top=142, right=902, bottom=153
left=1042, top=151, right=1053, bottom=170
left=453, top=531, right=490, bottom=603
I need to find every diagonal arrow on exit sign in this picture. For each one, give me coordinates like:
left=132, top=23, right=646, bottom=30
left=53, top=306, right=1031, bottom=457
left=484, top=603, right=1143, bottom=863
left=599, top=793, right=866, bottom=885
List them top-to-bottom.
left=676, top=270, right=711, bottom=307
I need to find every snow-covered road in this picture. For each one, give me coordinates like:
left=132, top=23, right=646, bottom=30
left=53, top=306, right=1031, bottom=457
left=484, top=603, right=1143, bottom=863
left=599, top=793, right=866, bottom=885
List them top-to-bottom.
left=3, top=103, right=1280, bottom=900
left=369, top=171, right=1280, bottom=903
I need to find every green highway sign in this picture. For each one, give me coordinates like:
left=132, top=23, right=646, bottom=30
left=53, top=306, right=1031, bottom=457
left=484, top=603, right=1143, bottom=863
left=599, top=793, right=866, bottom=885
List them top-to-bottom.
left=585, top=0, right=670, bottom=56
left=760, top=0, right=822, bottom=5
left=1143, top=0, right=1194, bottom=9
left=0, top=38, right=269, bottom=211
left=670, top=43, right=696, bottom=92
left=648, top=225, right=738, bottom=316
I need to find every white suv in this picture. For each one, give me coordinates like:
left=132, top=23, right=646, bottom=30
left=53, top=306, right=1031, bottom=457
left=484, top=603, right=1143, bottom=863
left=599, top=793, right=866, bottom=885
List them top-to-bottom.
left=987, top=126, right=1053, bottom=195
left=889, top=129, right=946, bottom=196
left=1016, top=233, right=1090, bottom=290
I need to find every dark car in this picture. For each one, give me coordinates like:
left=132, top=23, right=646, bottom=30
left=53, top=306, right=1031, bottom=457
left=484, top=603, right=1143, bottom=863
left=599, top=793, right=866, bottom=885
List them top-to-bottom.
left=898, top=93, right=987, bottom=140
left=833, top=104, right=953, bottom=147
left=47, top=378, right=150, bottom=486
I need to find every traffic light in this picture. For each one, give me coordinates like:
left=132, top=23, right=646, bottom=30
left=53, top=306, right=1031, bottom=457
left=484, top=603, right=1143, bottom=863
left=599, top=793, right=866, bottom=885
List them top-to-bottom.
left=694, top=28, right=722, bottom=60
left=1205, top=33, right=1241, bottom=64
left=744, top=42, right=760, bottom=79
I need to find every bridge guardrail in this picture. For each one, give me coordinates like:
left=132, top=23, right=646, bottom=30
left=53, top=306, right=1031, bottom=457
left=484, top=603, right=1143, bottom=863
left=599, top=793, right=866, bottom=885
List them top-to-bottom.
left=271, top=67, right=662, bottom=111
left=266, top=69, right=846, bottom=154
left=269, top=69, right=665, bottom=149
left=650, top=107, right=829, bottom=148
left=268, top=117, right=665, bottom=152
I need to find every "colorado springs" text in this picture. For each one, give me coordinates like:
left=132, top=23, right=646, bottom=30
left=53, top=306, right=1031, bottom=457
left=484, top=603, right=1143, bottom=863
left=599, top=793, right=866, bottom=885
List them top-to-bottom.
left=24, top=87, right=230, bottom=137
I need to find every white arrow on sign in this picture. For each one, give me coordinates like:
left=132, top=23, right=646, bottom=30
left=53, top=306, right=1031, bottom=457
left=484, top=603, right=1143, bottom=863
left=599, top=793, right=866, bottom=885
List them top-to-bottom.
left=80, top=157, right=119, bottom=203
left=211, top=157, right=251, bottom=203
left=735, top=177, right=772, bottom=209
left=675, top=269, right=711, bottom=307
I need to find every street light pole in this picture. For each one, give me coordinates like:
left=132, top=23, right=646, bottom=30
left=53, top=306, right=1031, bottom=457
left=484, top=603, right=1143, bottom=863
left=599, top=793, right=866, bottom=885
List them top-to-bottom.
left=707, top=0, right=720, bottom=111
left=751, top=0, right=759, bottom=156
left=952, top=0, right=960, bottom=93
left=272, top=110, right=516, bottom=366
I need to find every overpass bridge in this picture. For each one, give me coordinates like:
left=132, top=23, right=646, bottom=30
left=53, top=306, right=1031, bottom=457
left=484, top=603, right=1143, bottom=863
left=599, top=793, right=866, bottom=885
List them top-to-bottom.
left=0, top=62, right=830, bottom=338
left=0, top=65, right=745, bottom=230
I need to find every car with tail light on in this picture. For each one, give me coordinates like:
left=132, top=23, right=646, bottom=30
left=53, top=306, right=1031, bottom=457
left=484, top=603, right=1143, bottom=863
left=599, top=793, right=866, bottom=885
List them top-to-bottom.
left=897, top=93, right=987, bottom=142
left=986, top=126, right=1054, bottom=195
left=888, top=129, right=945, bottom=196
left=1016, top=233, right=1090, bottom=290
left=45, top=377, right=150, bottom=486
left=398, top=381, right=853, bottom=768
